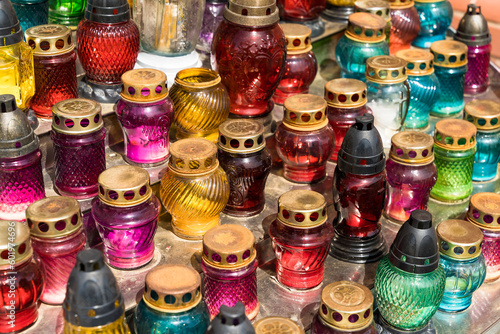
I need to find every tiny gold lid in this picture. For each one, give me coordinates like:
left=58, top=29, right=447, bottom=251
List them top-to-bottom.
left=224, top=0, right=280, bottom=27
left=355, top=0, right=391, bottom=21
left=388, top=0, right=414, bottom=9
left=346, top=12, right=387, bottom=43
left=281, top=23, right=312, bottom=54
left=25, top=24, right=74, bottom=56
left=430, top=40, right=468, bottom=68
left=395, top=49, right=435, bottom=76
left=365, top=56, right=408, bottom=84
left=174, top=68, right=221, bottom=89
left=120, top=69, right=168, bottom=103
left=324, top=79, right=367, bottom=109
left=283, top=94, right=328, bottom=131
left=52, top=98, right=103, bottom=135
left=465, top=100, right=500, bottom=131
left=218, top=119, right=266, bottom=154
left=434, top=119, right=477, bottom=150
left=389, top=131, right=434, bottom=166
left=169, top=138, right=219, bottom=175
left=98, top=165, right=153, bottom=207
left=277, top=190, right=327, bottom=228
left=467, top=192, right=500, bottom=230
left=26, top=196, right=82, bottom=238
left=437, top=219, right=483, bottom=260
left=0, top=220, right=33, bottom=269
left=202, top=224, right=256, bottom=269
left=143, top=264, right=202, bottom=313
left=319, top=281, right=374, bottom=331
left=254, top=317, right=305, bottom=334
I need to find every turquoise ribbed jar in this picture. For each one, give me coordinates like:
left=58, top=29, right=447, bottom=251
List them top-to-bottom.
left=11, top=0, right=48, bottom=33
left=413, top=0, right=453, bottom=48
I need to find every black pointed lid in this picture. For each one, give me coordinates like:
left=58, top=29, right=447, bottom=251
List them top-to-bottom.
left=0, top=0, right=23, bottom=46
left=85, top=0, right=130, bottom=24
left=455, top=4, right=491, bottom=47
left=337, top=113, right=385, bottom=175
left=389, top=210, right=440, bottom=274
left=205, top=302, right=255, bottom=334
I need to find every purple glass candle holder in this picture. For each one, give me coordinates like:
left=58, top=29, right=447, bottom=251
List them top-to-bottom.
left=198, top=0, right=227, bottom=54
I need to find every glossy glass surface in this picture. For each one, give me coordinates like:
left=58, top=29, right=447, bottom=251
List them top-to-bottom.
left=12, top=0, right=49, bottom=33
left=48, top=0, right=86, bottom=27
left=277, top=0, right=326, bottom=21
left=198, top=1, right=226, bottom=54
left=412, top=1, right=452, bottom=48
left=389, top=6, right=420, bottom=54
left=212, top=20, right=286, bottom=117
left=465, top=44, right=491, bottom=95
left=431, top=65, right=467, bottom=117
left=404, top=72, right=439, bottom=129
left=275, top=123, right=335, bottom=183
left=472, top=128, right=500, bottom=182
left=481, top=228, right=500, bottom=283
left=374, top=256, right=445, bottom=331
left=311, top=314, right=377, bottom=334
left=63, top=315, right=130, bottom=334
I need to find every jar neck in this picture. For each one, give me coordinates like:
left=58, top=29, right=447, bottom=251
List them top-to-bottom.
left=218, top=148, right=264, bottom=158
left=30, top=226, right=84, bottom=243
left=440, top=252, right=481, bottom=264
left=388, top=256, right=438, bottom=277
left=202, top=258, right=257, bottom=277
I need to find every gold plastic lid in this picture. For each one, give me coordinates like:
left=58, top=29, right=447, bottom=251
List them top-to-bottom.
left=224, top=0, right=280, bottom=27
left=355, top=0, right=391, bottom=21
left=389, top=0, right=414, bottom=9
left=346, top=13, right=386, bottom=43
left=281, top=23, right=312, bottom=54
left=25, top=24, right=74, bottom=56
left=430, top=40, right=468, bottom=68
left=395, top=49, right=434, bottom=76
left=366, top=56, right=408, bottom=84
left=174, top=68, right=221, bottom=89
left=120, top=69, right=168, bottom=103
left=324, top=79, right=367, bottom=109
left=283, top=94, right=328, bottom=131
left=52, top=98, right=103, bottom=135
left=465, top=100, right=500, bottom=131
left=218, top=119, right=266, bottom=154
left=434, top=119, right=477, bottom=150
left=389, top=131, right=434, bottom=166
left=168, top=138, right=219, bottom=175
left=98, top=165, right=153, bottom=207
left=277, top=190, right=327, bottom=228
left=467, top=192, right=500, bottom=230
left=26, top=196, right=82, bottom=239
left=437, top=219, right=483, bottom=260
left=0, top=220, right=33, bottom=268
left=202, top=224, right=256, bottom=269
left=143, top=264, right=202, bottom=313
left=319, top=281, right=374, bottom=331
left=254, top=317, right=304, bottom=334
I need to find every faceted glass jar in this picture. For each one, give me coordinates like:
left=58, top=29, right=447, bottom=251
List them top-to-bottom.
left=12, top=0, right=49, bottom=33
left=48, top=0, right=86, bottom=27
left=198, top=0, right=226, bottom=54
left=412, top=0, right=452, bottom=48
left=389, top=5, right=420, bottom=54
left=465, top=44, right=491, bottom=95
left=431, top=65, right=467, bottom=117
left=403, top=73, right=439, bottom=129
left=472, top=128, right=500, bottom=181
left=480, top=228, right=500, bottom=283
left=311, top=314, right=377, bottom=334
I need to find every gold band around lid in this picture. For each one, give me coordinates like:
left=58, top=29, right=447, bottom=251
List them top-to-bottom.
left=224, top=0, right=280, bottom=27
left=355, top=0, right=391, bottom=20
left=389, top=0, right=414, bottom=9
left=346, top=12, right=387, bottom=43
left=281, top=23, right=313, bottom=54
left=25, top=24, right=74, bottom=56
left=430, top=40, right=468, bottom=68
left=395, top=49, right=435, bottom=76
left=365, top=56, right=408, bottom=84
left=121, top=69, right=168, bottom=103
left=324, top=78, right=367, bottom=108
left=283, top=94, right=328, bottom=131
left=52, top=98, right=104, bottom=135
left=464, top=100, right=500, bottom=131
left=218, top=119, right=266, bottom=154
left=434, top=119, right=477, bottom=151
left=389, top=131, right=434, bottom=166
left=168, top=138, right=219, bottom=175
left=277, top=190, right=327, bottom=228
left=467, top=192, right=500, bottom=229
left=437, top=219, right=483, bottom=260
left=0, top=220, right=33, bottom=269
left=144, top=292, right=202, bottom=314
left=254, top=317, right=305, bottom=334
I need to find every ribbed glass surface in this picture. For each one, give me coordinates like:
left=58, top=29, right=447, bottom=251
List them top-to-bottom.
left=48, top=0, right=85, bottom=27
left=412, top=1, right=452, bottom=48
left=389, top=7, right=420, bottom=54
left=465, top=44, right=491, bottom=95
left=431, top=65, right=467, bottom=117
left=404, top=73, right=439, bottom=129
left=472, top=128, right=500, bottom=182
left=63, top=315, right=131, bottom=334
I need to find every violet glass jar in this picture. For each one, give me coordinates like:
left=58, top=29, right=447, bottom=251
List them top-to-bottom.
left=198, top=0, right=227, bottom=54
left=117, top=69, right=173, bottom=166
left=51, top=98, right=106, bottom=200
left=218, top=119, right=271, bottom=217
left=92, top=165, right=160, bottom=270
left=26, top=196, right=86, bottom=305
left=202, top=224, right=259, bottom=320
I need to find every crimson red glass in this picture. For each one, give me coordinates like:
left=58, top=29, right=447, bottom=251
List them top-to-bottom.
left=277, top=0, right=325, bottom=21
left=389, top=3, right=420, bottom=54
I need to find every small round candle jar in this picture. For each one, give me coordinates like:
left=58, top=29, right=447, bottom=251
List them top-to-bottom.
left=12, top=0, right=48, bottom=33
left=48, top=0, right=85, bottom=27
left=198, top=0, right=228, bottom=54
left=212, top=0, right=286, bottom=117
left=277, top=0, right=326, bottom=37
left=355, top=0, right=391, bottom=42
left=389, top=0, right=420, bottom=54
left=412, top=0, right=452, bottom=48
left=335, top=12, right=389, bottom=82
left=25, top=24, right=78, bottom=119
left=273, top=24, right=318, bottom=105
left=430, top=40, right=468, bottom=117
left=366, top=56, right=410, bottom=149
left=170, top=68, right=230, bottom=143
left=117, top=69, right=174, bottom=166
left=325, top=78, right=371, bottom=162
left=275, top=94, right=334, bottom=183
left=0, top=95, right=45, bottom=222
left=51, top=98, right=106, bottom=199
left=464, top=100, right=500, bottom=182
left=218, top=119, right=271, bottom=217
left=430, top=119, right=476, bottom=202
left=384, top=131, right=437, bottom=224
left=160, top=138, right=229, bottom=240
left=92, top=165, right=160, bottom=269
left=269, top=190, right=334, bottom=289
left=26, top=196, right=86, bottom=305
left=437, top=219, right=486, bottom=312
left=0, top=220, right=44, bottom=332
left=202, top=224, right=259, bottom=320
left=134, top=264, right=210, bottom=334
left=311, top=281, right=376, bottom=334
left=206, top=302, right=254, bottom=333
left=255, top=317, right=304, bottom=333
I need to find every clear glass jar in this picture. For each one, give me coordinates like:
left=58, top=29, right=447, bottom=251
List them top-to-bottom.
left=11, top=0, right=48, bottom=33
left=48, top=0, right=85, bottom=27
left=198, top=0, right=227, bottom=54
left=389, top=0, right=420, bottom=54
left=413, top=0, right=452, bottom=48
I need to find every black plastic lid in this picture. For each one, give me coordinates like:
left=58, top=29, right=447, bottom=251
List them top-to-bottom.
left=0, top=0, right=23, bottom=46
left=85, top=0, right=130, bottom=24
left=454, top=4, right=491, bottom=47
left=337, top=113, right=385, bottom=175
left=389, top=210, right=440, bottom=274
left=63, top=249, right=125, bottom=327
left=205, top=302, right=255, bottom=334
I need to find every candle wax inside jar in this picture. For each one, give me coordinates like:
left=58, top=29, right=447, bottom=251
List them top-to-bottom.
left=370, top=102, right=402, bottom=148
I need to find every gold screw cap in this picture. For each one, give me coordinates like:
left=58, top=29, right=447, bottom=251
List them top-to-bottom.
left=224, top=0, right=280, bottom=27
left=355, top=0, right=391, bottom=21
left=388, top=0, right=414, bottom=9
left=346, top=13, right=387, bottom=43
left=281, top=23, right=312, bottom=54
left=25, top=24, right=74, bottom=56
left=430, top=40, right=468, bottom=67
left=396, top=49, right=435, bottom=76
left=365, top=56, right=408, bottom=84
left=121, top=69, right=168, bottom=103
left=324, top=79, right=367, bottom=108
left=283, top=94, right=328, bottom=131
left=52, top=98, right=103, bottom=135
left=465, top=100, right=500, bottom=131
left=218, top=119, right=265, bottom=154
left=434, top=119, right=476, bottom=150
left=389, top=131, right=434, bottom=166
left=169, top=138, right=218, bottom=175
left=277, top=190, right=327, bottom=228
left=467, top=192, right=500, bottom=230
left=437, top=219, right=483, bottom=260
left=0, top=220, right=33, bottom=268
left=254, top=317, right=304, bottom=334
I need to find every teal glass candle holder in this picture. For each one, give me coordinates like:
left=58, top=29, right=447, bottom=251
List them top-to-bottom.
left=11, top=0, right=48, bottom=33
left=48, top=0, right=86, bottom=28
left=412, top=0, right=452, bottom=48
left=437, top=219, right=486, bottom=313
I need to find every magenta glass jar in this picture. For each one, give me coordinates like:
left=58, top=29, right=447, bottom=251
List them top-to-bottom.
left=92, top=165, right=160, bottom=270
left=26, top=196, right=86, bottom=305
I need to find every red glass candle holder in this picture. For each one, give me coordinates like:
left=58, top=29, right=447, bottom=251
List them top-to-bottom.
left=277, top=0, right=326, bottom=36
left=389, top=0, right=420, bottom=54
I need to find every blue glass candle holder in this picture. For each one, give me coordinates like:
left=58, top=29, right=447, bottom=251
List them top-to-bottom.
left=11, top=0, right=49, bottom=33
left=413, top=0, right=452, bottom=48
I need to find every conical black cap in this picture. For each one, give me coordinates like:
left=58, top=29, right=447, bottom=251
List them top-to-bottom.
left=0, top=0, right=23, bottom=46
left=85, top=0, right=130, bottom=24
left=454, top=4, right=491, bottom=47
left=337, top=113, right=385, bottom=175
left=389, top=210, right=440, bottom=274
left=63, top=249, right=125, bottom=327
left=205, top=302, right=255, bottom=334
